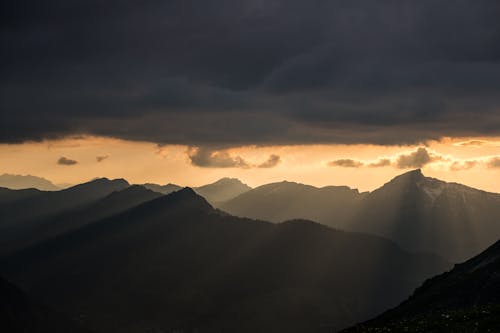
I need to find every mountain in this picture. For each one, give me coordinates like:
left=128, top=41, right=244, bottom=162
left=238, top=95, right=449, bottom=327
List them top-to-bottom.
left=350, top=169, right=500, bottom=262
left=221, top=170, right=500, bottom=262
left=0, top=174, right=60, bottom=191
left=195, top=177, right=252, bottom=204
left=0, top=178, right=129, bottom=229
left=220, top=181, right=362, bottom=225
left=142, top=182, right=182, bottom=194
left=0, top=185, right=161, bottom=256
left=0, top=189, right=449, bottom=333
left=343, top=239, right=500, bottom=332
left=0, top=276, right=91, bottom=333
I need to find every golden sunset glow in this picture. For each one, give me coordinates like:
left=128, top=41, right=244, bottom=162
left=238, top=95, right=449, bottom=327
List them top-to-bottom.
left=1, top=135, right=499, bottom=192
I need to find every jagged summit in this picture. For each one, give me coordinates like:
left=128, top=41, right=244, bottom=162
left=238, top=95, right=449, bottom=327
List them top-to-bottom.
left=383, top=169, right=425, bottom=186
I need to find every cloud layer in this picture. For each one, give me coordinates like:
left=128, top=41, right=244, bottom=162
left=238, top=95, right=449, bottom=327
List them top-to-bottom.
left=1, top=1, right=500, bottom=145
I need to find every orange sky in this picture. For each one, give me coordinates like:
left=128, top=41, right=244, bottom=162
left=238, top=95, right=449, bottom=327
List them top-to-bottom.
left=1, top=136, right=499, bottom=193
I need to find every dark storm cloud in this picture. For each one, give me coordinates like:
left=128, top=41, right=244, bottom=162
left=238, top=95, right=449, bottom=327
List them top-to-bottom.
left=1, top=1, right=500, bottom=145
left=57, top=157, right=78, bottom=166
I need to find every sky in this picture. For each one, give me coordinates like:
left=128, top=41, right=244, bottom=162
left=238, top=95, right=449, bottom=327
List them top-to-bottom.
left=1, top=1, right=500, bottom=191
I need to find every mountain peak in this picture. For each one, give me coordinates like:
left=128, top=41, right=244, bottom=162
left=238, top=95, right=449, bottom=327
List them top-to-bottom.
left=397, top=168, right=424, bottom=180
left=64, top=177, right=130, bottom=194
left=210, top=177, right=249, bottom=187
left=195, top=178, right=252, bottom=203
left=160, top=187, right=213, bottom=210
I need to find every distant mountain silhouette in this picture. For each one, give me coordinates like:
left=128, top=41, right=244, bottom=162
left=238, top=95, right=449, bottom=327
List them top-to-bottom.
left=221, top=170, right=500, bottom=262
left=0, top=174, right=60, bottom=191
left=195, top=177, right=252, bottom=204
left=0, top=178, right=129, bottom=233
left=142, top=178, right=251, bottom=203
left=220, top=181, right=362, bottom=225
left=142, top=182, right=182, bottom=194
left=0, top=185, right=161, bottom=256
left=1, top=188, right=449, bottom=333
left=343, top=239, right=500, bottom=332
left=0, top=276, right=91, bottom=333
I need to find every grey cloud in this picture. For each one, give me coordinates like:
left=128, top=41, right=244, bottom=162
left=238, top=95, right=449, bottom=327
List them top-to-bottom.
left=1, top=1, right=500, bottom=145
left=188, top=147, right=281, bottom=169
left=188, top=147, right=250, bottom=169
left=395, top=147, right=442, bottom=169
left=96, top=155, right=109, bottom=162
left=258, top=155, right=281, bottom=168
left=57, top=157, right=78, bottom=166
left=487, top=157, right=500, bottom=168
left=328, top=159, right=364, bottom=168
left=368, top=159, right=392, bottom=168
left=450, top=160, right=478, bottom=171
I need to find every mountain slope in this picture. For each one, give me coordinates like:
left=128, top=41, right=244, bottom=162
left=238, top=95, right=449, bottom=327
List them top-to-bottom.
left=350, top=169, right=500, bottom=262
left=0, top=174, right=60, bottom=191
left=195, top=177, right=252, bottom=204
left=220, top=181, right=362, bottom=226
left=0, top=185, right=161, bottom=256
left=1, top=189, right=449, bottom=333
left=343, top=239, right=500, bottom=332
left=0, top=276, right=91, bottom=333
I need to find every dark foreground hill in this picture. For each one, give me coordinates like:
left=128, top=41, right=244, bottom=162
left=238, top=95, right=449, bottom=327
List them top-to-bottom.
left=221, top=170, right=500, bottom=262
left=1, top=189, right=449, bottom=333
left=343, top=239, right=500, bottom=332
left=0, top=276, right=91, bottom=333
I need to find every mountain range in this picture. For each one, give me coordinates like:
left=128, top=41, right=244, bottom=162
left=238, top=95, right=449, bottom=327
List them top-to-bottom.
left=1, top=170, right=499, bottom=331
left=2, top=170, right=500, bottom=262
left=221, top=170, right=500, bottom=262
left=0, top=188, right=449, bottom=332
